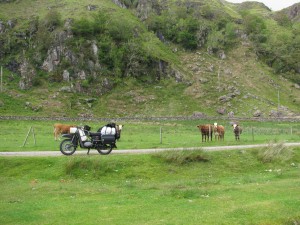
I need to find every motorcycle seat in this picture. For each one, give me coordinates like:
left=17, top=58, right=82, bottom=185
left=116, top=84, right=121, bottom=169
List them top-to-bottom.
left=89, top=132, right=102, bottom=137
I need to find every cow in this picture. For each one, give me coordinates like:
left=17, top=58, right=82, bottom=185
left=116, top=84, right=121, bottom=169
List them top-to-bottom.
left=53, top=123, right=77, bottom=141
left=213, top=123, right=225, bottom=141
left=233, top=123, right=242, bottom=140
left=116, top=124, right=124, bottom=140
left=197, top=124, right=213, bottom=142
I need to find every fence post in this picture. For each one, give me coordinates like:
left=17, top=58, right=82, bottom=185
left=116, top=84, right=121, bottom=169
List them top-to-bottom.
left=1, top=66, right=2, bottom=93
left=22, top=126, right=36, bottom=147
left=22, top=127, right=32, bottom=147
left=32, top=127, right=36, bottom=145
left=160, top=127, right=162, bottom=144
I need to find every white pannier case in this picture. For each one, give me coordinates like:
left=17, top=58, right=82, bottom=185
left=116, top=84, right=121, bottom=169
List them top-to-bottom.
left=100, top=126, right=116, bottom=135
left=70, top=127, right=77, bottom=134
left=78, top=128, right=88, bottom=141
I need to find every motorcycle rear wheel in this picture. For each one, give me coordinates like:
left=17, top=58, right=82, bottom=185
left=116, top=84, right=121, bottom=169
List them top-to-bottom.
left=60, top=139, right=77, bottom=156
left=97, top=144, right=113, bottom=155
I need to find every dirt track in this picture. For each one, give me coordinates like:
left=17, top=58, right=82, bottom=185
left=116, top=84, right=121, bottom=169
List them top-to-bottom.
left=1, top=143, right=300, bottom=157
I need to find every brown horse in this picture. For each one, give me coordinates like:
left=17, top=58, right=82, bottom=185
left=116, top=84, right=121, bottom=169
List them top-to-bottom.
left=197, top=124, right=213, bottom=142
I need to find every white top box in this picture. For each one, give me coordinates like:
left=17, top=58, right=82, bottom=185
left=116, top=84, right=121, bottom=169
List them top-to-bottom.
left=70, top=127, right=77, bottom=134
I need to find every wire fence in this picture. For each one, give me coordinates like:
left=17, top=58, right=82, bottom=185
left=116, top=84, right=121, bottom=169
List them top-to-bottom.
left=0, top=116, right=299, bottom=151
left=243, top=127, right=300, bottom=135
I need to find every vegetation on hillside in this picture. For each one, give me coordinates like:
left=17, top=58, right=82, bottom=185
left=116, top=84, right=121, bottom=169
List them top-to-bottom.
left=0, top=0, right=299, bottom=117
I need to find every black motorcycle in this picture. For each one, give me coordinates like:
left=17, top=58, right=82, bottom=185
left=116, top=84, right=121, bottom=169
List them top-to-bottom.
left=59, top=125, right=118, bottom=156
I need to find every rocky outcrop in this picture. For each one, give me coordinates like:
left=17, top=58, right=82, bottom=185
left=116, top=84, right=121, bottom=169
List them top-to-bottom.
left=111, top=0, right=127, bottom=9
left=136, top=0, right=164, bottom=20
left=136, top=0, right=152, bottom=20
left=286, top=3, right=300, bottom=21
left=87, top=4, right=97, bottom=11
left=42, top=19, right=76, bottom=73
left=0, top=20, right=5, bottom=33
left=42, top=46, right=64, bottom=72
left=19, top=59, right=36, bottom=90
left=62, top=70, right=70, bottom=82
left=216, top=108, right=226, bottom=115
left=253, top=110, right=262, bottom=117
left=193, top=112, right=207, bottom=118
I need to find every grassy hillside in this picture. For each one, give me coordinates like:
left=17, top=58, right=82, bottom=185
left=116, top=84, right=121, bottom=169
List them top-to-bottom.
left=0, top=0, right=299, bottom=118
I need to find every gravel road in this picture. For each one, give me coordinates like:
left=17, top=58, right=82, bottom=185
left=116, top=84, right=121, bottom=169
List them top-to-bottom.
left=1, top=142, right=300, bottom=157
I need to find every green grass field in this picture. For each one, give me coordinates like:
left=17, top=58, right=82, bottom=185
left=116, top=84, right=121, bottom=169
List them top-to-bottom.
left=0, top=119, right=299, bottom=152
left=0, top=119, right=300, bottom=224
left=0, top=147, right=299, bottom=224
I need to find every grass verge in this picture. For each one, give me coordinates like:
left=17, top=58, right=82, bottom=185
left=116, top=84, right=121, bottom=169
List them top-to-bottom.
left=0, top=148, right=299, bottom=224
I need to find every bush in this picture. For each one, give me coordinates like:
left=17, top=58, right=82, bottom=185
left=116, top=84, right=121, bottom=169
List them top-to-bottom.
left=43, top=10, right=62, bottom=32
left=72, top=12, right=108, bottom=37
left=274, top=12, right=292, bottom=27
left=72, top=18, right=95, bottom=37
left=206, top=30, right=225, bottom=53
left=257, top=141, right=294, bottom=163
left=153, top=150, right=209, bottom=165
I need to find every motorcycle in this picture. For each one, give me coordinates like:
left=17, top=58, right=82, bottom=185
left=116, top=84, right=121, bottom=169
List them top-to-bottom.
left=59, top=125, right=119, bottom=156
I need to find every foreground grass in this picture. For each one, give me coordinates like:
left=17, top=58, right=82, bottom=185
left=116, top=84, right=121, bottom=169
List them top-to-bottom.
left=0, top=147, right=299, bottom=224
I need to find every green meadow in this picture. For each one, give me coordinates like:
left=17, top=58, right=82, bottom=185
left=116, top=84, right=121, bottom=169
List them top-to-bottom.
left=0, top=119, right=299, bottom=152
left=0, top=119, right=300, bottom=224
left=0, top=147, right=300, bottom=224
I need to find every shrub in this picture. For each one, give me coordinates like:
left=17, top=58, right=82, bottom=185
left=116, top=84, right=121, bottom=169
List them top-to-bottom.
left=43, top=10, right=62, bottom=32
left=72, top=12, right=108, bottom=37
left=242, top=12, right=266, bottom=36
left=274, top=12, right=292, bottom=27
left=71, top=18, right=95, bottom=37
left=257, top=141, right=294, bottom=163
left=153, top=150, right=209, bottom=165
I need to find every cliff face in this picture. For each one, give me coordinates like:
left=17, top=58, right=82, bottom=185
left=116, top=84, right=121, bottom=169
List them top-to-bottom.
left=0, top=2, right=178, bottom=92
left=286, top=3, right=300, bottom=21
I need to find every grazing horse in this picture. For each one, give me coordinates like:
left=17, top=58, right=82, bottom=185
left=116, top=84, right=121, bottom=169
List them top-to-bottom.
left=53, top=123, right=77, bottom=141
left=213, top=123, right=225, bottom=141
left=197, top=124, right=213, bottom=142
left=233, top=124, right=242, bottom=140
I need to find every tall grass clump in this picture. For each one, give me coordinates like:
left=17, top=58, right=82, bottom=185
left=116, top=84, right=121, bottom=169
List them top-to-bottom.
left=257, top=141, right=294, bottom=163
left=153, top=149, right=209, bottom=165
left=64, top=157, right=117, bottom=178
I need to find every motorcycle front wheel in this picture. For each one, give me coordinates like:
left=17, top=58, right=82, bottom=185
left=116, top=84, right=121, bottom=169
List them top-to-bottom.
left=60, top=139, right=77, bottom=156
left=97, top=144, right=113, bottom=155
